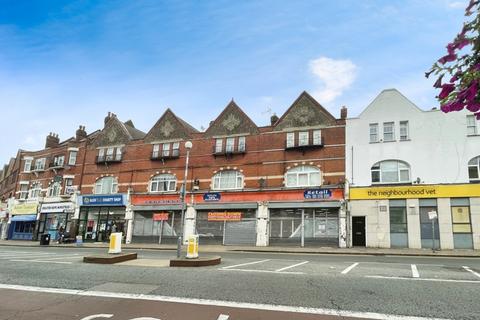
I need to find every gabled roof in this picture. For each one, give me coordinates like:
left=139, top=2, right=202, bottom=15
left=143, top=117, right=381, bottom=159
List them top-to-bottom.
left=356, top=88, right=423, bottom=119
left=274, top=91, right=337, bottom=131
left=204, top=100, right=259, bottom=137
left=144, top=109, right=198, bottom=143
left=92, top=114, right=146, bottom=147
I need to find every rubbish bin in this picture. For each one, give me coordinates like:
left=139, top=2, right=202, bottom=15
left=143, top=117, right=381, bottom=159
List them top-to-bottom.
left=40, top=234, right=51, bottom=245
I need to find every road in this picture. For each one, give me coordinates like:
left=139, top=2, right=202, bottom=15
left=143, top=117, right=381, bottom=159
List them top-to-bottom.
left=0, top=246, right=478, bottom=319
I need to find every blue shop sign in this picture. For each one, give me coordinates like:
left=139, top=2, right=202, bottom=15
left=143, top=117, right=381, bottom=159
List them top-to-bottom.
left=304, top=189, right=332, bottom=200
left=203, top=192, right=221, bottom=202
left=81, top=194, right=126, bottom=206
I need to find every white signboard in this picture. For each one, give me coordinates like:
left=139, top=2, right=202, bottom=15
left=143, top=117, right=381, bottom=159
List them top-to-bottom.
left=40, top=202, right=75, bottom=213
left=428, top=211, right=438, bottom=220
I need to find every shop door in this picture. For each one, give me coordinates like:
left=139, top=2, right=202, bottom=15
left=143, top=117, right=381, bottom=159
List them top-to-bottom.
left=352, top=217, right=366, bottom=247
left=223, top=220, right=256, bottom=246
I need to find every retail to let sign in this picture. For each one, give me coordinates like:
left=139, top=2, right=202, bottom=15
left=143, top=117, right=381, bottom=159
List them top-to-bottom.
left=349, top=184, right=480, bottom=200
left=304, top=189, right=332, bottom=199
left=203, top=193, right=221, bottom=202
left=81, top=195, right=125, bottom=206
left=41, top=202, right=74, bottom=213
left=11, top=203, right=38, bottom=215
left=208, top=211, right=242, bottom=221
left=153, top=213, right=169, bottom=221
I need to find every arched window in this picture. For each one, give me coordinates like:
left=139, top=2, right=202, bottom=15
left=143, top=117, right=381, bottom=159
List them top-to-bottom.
left=468, top=156, right=480, bottom=182
left=371, top=160, right=410, bottom=184
left=285, top=165, right=321, bottom=188
left=212, top=170, right=244, bottom=190
left=150, top=174, right=177, bottom=192
left=95, top=177, right=118, bottom=194
left=29, top=182, right=43, bottom=198
left=47, top=182, right=61, bottom=197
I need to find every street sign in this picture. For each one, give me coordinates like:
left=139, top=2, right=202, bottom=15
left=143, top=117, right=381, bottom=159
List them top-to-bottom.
left=203, top=192, right=221, bottom=202
left=153, top=213, right=169, bottom=221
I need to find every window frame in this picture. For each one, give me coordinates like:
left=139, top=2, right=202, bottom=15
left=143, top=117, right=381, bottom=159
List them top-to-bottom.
left=467, top=115, right=478, bottom=135
left=399, top=121, right=409, bottom=141
left=383, top=122, right=395, bottom=141
left=369, top=123, right=379, bottom=143
left=298, top=131, right=309, bottom=146
left=286, top=132, right=295, bottom=148
left=238, top=136, right=246, bottom=152
left=225, top=137, right=235, bottom=153
left=215, top=138, right=223, bottom=153
left=68, top=151, right=77, bottom=166
left=468, top=156, right=480, bottom=182
left=34, top=158, right=46, bottom=171
left=24, top=159, right=32, bottom=172
left=371, top=160, right=411, bottom=184
left=285, top=165, right=322, bottom=188
left=212, top=170, right=244, bottom=190
left=150, top=174, right=177, bottom=193
left=94, top=177, right=118, bottom=194
left=29, top=181, right=43, bottom=198
left=48, top=182, right=62, bottom=197
left=19, top=183, right=29, bottom=199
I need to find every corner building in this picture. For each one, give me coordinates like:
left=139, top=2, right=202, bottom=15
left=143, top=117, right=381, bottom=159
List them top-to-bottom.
left=346, top=89, right=480, bottom=249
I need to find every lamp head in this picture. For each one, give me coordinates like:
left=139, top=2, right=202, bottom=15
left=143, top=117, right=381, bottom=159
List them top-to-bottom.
left=185, top=141, right=193, bottom=150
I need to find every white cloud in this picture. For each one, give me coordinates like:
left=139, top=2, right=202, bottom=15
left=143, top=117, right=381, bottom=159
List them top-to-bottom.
left=448, top=1, right=466, bottom=9
left=309, top=56, right=357, bottom=104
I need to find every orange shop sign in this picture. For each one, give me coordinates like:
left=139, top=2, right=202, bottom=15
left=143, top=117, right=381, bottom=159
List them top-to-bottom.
left=208, top=212, right=242, bottom=221
left=153, top=213, right=170, bottom=221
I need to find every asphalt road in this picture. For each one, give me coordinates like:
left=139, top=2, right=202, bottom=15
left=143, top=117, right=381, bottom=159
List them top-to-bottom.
left=0, top=246, right=479, bottom=320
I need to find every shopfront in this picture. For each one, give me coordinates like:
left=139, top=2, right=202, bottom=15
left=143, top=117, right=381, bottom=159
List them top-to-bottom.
left=349, top=184, right=480, bottom=249
left=78, top=194, right=127, bottom=242
left=37, top=202, right=75, bottom=242
left=8, top=203, right=38, bottom=240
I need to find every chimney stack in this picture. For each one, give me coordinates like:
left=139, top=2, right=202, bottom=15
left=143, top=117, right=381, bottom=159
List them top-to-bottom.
left=340, top=106, right=348, bottom=119
left=104, top=112, right=116, bottom=125
left=270, top=113, right=279, bottom=126
left=76, top=125, right=87, bottom=141
left=45, top=132, right=60, bottom=149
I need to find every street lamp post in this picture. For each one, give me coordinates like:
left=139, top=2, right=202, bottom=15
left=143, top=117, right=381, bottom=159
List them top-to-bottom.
left=177, top=141, right=193, bottom=258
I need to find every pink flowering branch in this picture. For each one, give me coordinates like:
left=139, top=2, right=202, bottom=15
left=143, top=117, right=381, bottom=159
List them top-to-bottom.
left=426, top=0, right=480, bottom=119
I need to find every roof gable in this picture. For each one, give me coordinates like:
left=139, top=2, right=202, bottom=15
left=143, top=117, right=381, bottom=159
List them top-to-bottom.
left=358, top=88, right=423, bottom=119
left=274, top=91, right=337, bottom=131
left=205, top=100, right=259, bottom=137
left=145, top=109, right=198, bottom=143
left=92, top=116, right=143, bottom=147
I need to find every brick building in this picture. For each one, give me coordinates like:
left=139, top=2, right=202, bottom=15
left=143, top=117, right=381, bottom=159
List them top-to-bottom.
left=0, top=91, right=347, bottom=247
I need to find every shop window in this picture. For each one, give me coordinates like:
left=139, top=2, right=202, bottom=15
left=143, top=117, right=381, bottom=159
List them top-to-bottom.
left=467, top=115, right=478, bottom=135
left=399, top=121, right=409, bottom=141
left=383, top=122, right=395, bottom=141
left=369, top=123, right=378, bottom=143
left=68, top=151, right=77, bottom=166
left=468, top=156, right=480, bottom=182
left=34, top=158, right=46, bottom=171
left=24, top=159, right=32, bottom=172
left=371, top=160, right=410, bottom=184
left=285, top=165, right=321, bottom=188
left=212, top=170, right=244, bottom=190
left=150, top=174, right=177, bottom=192
left=94, top=177, right=118, bottom=194
left=29, top=181, right=43, bottom=198
left=48, top=182, right=61, bottom=197
left=19, top=183, right=29, bottom=199
left=451, top=198, right=473, bottom=249
left=389, top=200, right=408, bottom=248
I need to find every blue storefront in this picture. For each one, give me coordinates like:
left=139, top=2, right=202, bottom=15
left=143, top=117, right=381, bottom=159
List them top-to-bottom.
left=78, top=195, right=127, bottom=242
left=7, top=203, right=38, bottom=240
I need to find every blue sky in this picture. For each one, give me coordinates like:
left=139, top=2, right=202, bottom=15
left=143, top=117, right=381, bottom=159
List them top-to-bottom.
left=0, top=0, right=469, bottom=163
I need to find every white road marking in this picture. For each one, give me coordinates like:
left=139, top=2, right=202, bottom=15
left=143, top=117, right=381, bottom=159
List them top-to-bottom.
left=0, top=253, right=54, bottom=259
left=17, top=254, right=81, bottom=261
left=9, top=259, right=73, bottom=264
left=221, top=259, right=271, bottom=269
left=275, top=261, right=309, bottom=272
left=341, top=262, right=359, bottom=275
left=411, top=264, right=420, bottom=278
left=462, top=266, right=480, bottom=278
left=220, top=268, right=304, bottom=275
left=366, top=275, right=480, bottom=284
left=0, top=283, right=448, bottom=320
left=80, top=315, right=114, bottom=320
left=217, top=315, right=230, bottom=320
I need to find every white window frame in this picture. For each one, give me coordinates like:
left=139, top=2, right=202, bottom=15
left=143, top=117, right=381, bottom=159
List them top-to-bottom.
left=467, top=115, right=478, bottom=135
left=399, top=121, right=409, bottom=141
left=383, top=122, right=395, bottom=141
left=369, top=123, right=379, bottom=143
left=313, top=130, right=322, bottom=145
left=298, top=131, right=309, bottom=146
left=286, top=132, right=295, bottom=148
left=238, top=136, right=246, bottom=152
left=226, top=137, right=235, bottom=153
left=215, top=139, right=223, bottom=153
left=172, top=142, right=180, bottom=157
left=162, top=143, right=171, bottom=157
left=152, top=144, right=160, bottom=158
left=106, top=147, right=114, bottom=161
left=115, top=147, right=122, bottom=161
left=98, top=148, right=105, bottom=161
left=68, top=151, right=77, bottom=166
left=53, top=155, right=65, bottom=167
left=468, top=156, right=480, bottom=182
left=34, top=158, right=46, bottom=171
left=24, top=159, right=32, bottom=172
left=371, top=160, right=411, bottom=184
left=285, top=165, right=322, bottom=188
left=212, top=170, right=244, bottom=190
left=150, top=174, right=177, bottom=192
left=94, top=177, right=118, bottom=194
left=64, top=178, right=74, bottom=194
left=29, top=181, right=43, bottom=198
left=48, top=182, right=61, bottom=197
left=19, top=183, right=29, bottom=199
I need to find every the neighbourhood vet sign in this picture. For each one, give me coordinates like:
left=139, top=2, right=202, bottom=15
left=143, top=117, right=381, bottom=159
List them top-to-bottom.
left=304, top=189, right=332, bottom=199
left=81, top=195, right=125, bottom=206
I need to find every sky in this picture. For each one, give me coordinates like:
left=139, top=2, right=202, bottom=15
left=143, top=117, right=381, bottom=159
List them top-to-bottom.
left=0, top=0, right=470, bottom=164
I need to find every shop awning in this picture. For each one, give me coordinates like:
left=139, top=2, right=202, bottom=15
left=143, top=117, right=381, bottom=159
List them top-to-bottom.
left=268, top=201, right=341, bottom=209
left=195, top=202, right=258, bottom=210
left=132, top=205, right=183, bottom=211
left=11, top=214, right=37, bottom=222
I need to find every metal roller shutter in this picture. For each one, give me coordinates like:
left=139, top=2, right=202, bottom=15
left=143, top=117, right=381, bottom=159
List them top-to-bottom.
left=223, top=220, right=256, bottom=246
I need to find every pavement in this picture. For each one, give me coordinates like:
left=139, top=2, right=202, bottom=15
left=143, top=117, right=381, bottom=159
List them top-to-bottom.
left=0, top=239, right=479, bottom=257
left=0, top=246, right=479, bottom=319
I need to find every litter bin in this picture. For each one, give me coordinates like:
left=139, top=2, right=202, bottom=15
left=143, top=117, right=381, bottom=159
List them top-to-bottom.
left=40, top=234, right=51, bottom=245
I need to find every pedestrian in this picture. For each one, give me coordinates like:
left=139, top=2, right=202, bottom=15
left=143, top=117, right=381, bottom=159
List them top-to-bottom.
left=58, top=225, right=65, bottom=244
